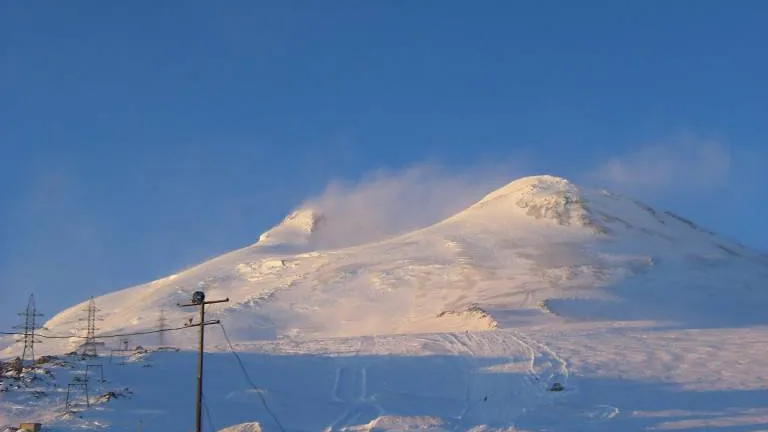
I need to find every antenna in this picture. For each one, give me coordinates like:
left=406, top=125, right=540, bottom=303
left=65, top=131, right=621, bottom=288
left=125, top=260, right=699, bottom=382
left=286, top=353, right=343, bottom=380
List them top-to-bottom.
left=14, top=294, right=43, bottom=366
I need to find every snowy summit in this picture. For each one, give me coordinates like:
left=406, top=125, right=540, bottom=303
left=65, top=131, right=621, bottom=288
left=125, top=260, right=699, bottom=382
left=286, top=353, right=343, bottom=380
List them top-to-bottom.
left=2, top=175, right=768, bottom=431
left=256, top=208, right=326, bottom=249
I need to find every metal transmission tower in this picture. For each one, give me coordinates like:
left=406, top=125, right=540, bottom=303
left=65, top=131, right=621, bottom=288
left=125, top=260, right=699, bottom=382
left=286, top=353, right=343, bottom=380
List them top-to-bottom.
left=14, top=294, right=43, bottom=366
left=80, top=297, right=101, bottom=356
left=157, top=307, right=167, bottom=347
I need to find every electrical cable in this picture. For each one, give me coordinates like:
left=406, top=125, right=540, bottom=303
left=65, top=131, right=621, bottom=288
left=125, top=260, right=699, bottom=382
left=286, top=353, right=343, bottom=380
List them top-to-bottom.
left=3, top=320, right=288, bottom=431
left=0, top=322, right=215, bottom=340
left=217, top=322, right=287, bottom=432
left=202, top=393, right=216, bottom=432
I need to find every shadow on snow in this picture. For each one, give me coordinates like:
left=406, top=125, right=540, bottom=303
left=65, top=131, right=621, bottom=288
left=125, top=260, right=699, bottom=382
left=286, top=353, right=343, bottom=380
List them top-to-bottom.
left=84, top=350, right=768, bottom=432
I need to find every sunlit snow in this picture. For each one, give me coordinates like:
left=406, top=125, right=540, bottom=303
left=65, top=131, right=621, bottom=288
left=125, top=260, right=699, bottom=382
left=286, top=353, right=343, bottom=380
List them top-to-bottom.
left=2, top=175, right=767, bottom=431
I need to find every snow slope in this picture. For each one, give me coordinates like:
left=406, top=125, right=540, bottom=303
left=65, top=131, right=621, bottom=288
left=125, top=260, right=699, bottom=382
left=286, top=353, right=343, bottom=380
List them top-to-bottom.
left=2, top=175, right=768, bottom=431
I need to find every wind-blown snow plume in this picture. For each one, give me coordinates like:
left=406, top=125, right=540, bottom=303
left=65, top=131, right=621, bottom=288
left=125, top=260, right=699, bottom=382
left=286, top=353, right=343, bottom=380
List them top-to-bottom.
left=592, top=135, right=730, bottom=191
left=292, top=163, right=521, bottom=248
left=7, top=174, right=768, bottom=432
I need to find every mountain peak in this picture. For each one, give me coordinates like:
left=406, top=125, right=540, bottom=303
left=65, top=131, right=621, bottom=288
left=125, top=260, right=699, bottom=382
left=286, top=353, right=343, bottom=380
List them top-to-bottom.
left=20, top=172, right=765, bottom=361
left=461, top=175, right=593, bottom=228
left=476, top=175, right=579, bottom=207
left=481, top=175, right=575, bottom=202
left=256, top=208, right=325, bottom=247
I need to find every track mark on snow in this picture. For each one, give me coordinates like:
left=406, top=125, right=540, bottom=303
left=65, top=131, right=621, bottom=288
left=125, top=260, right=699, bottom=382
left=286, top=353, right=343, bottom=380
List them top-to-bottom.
left=509, top=330, right=570, bottom=390
left=441, top=331, right=547, bottom=428
left=439, top=332, right=476, bottom=426
left=327, top=336, right=385, bottom=431
left=360, top=366, right=368, bottom=400
left=331, top=367, right=343, bottom=402
left=587, top=404, right=620, bottom=422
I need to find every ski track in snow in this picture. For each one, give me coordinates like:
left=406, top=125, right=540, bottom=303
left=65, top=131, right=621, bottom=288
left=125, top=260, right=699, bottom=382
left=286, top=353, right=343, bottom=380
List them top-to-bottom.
left=6, top=176, right=768, bottom=431
left=5, top=328, right=768, bottom=431
left=430, top=329, right=577, bottom=430
left=294, top=330, right=577, bottom=431
left=509, top=330, right=570, bottom=386
left=327, top=336, right=385, bottom=431
left=589, top=404, right=621, bottom=422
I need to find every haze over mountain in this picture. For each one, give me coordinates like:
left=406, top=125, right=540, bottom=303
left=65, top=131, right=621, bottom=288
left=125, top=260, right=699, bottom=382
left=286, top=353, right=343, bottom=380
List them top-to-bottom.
left=3, top=175, right=767, bottom=431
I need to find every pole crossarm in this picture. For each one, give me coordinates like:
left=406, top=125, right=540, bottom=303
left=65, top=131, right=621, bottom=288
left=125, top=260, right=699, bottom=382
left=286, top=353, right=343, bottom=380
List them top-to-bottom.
left=178, top=298, right=230, bottom=308
left=183, top=320, right=221, bottom=327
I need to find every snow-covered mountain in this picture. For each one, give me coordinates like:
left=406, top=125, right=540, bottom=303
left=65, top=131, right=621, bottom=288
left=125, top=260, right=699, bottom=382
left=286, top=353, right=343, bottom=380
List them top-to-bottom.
left=3, top=175, right=768, bottom=431
left=35, top=175, right=767, bottom=346
left=256, top=208, right=326, bottom=250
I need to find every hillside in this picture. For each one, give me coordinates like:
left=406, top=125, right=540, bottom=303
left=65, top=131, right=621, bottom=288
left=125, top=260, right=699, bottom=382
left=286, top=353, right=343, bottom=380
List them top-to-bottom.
left=2, top=175, right=767, bottom=431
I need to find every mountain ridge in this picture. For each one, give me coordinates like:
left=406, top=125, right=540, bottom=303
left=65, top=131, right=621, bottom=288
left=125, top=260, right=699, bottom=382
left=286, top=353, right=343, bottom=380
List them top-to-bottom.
left=3, top=174, right=768, bottom=432
left=8, top=175, right=766, bottom=355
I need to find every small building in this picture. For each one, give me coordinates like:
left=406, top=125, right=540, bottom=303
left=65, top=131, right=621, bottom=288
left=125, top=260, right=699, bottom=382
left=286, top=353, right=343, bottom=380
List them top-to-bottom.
left=19, top=424, right=42, bottom=432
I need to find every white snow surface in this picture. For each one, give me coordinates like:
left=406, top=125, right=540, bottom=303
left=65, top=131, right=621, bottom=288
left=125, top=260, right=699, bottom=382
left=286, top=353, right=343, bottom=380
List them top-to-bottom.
left=2, top=175, right=768, bottom=431
left=256, top=208, right=325, bottom=250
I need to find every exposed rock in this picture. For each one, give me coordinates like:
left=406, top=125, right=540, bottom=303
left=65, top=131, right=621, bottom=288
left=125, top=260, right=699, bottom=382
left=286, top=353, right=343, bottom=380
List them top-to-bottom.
left=437, top=303, right=499, bottom=329
left=35, top=355, right=58, bottom=365
left=2, top=358, right=22, bottom=375
left=549, top=382, right=565, bottom=392
left=95, top=387, right=133, bottom=404
left=217, top=423, right=263, bottom=432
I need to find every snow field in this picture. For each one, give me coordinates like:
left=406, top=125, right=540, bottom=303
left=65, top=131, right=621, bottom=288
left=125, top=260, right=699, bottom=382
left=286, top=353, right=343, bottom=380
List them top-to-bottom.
left=3, top=175, right=767, bottom=431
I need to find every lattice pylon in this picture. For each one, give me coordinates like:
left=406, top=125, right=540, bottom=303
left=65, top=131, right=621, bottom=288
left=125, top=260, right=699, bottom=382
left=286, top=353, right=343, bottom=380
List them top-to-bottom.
left=14, top=294, right=43, bottom=366
left=79, top=297, right=101, bottom=356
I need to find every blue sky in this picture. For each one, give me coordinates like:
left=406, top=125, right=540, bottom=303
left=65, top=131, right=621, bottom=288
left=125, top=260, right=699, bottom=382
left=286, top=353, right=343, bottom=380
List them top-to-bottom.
left=1, top=1, right=767, bottom=328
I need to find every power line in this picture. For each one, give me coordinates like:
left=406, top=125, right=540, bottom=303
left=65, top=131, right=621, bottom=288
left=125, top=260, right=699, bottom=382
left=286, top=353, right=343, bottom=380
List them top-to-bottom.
left=2, top=311, right=291, bottom=431
left=1, top=322, right=208, bottom=340
left=217, top=323, right=287, bottom=432
left=202, top=393, right=216, bottom=432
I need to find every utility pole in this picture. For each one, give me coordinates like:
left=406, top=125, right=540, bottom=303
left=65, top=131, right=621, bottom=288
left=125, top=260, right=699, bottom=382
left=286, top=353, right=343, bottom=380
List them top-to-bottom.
left=179, top=291, right=228, bottom=432
left=15, top=294, right=43, bottom=368
left=157, top=307, right=167, bottom=347
left=86, top=363, right=105, bottom=383
left=65, top=381, right=89, bottom=411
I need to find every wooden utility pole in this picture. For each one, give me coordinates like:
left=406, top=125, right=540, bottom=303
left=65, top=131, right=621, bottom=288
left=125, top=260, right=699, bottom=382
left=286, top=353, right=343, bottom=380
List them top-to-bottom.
left=179, top=291, right=228, bottom=432
left=157, top=307, right=167, bottom=347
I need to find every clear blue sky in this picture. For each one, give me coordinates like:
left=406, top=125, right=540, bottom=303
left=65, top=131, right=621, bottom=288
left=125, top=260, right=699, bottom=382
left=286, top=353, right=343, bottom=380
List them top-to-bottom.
left=1, top=1, right=767, bottom=327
